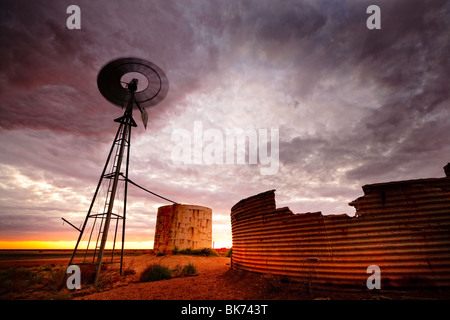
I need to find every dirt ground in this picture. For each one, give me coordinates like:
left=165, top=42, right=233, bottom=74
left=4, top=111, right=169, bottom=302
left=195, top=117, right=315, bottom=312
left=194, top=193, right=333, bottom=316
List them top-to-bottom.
left=1, top=251, right=448, bottom=300
left=73, top=253, right=449, bottom=300
left=77, top=254, right=250, bottom=300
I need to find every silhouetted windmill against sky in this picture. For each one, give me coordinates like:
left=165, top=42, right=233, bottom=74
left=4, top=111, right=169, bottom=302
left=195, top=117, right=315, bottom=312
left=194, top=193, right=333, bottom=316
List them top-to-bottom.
left=66, top=58, right=169, bottom=285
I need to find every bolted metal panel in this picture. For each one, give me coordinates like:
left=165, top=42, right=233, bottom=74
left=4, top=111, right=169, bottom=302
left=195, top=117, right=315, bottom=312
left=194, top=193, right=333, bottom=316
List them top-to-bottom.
left=231, top=176, right=450, bottom=290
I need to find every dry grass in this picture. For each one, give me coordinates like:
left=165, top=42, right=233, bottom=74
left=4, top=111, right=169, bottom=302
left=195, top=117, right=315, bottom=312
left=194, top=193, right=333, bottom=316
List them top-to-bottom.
left=0, top=264, right=70, bottom=299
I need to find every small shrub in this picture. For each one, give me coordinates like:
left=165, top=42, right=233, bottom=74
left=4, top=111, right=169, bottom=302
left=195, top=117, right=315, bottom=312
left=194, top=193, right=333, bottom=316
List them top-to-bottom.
left=172, top=246, right=179, bottom=255
left=177, top=248, right=218, bottom=257
left=177, top=248, right=192, bottom=255
left=199, top=248, right=219, bottom=256
left=226, top=248, right=233, bottom=257
left=156, top=252, right=165, bottom=257
left=122, top=260, right=136, bottom=276
left=171, top=263, right=198, bottom=277
left=181, top=263, right=198, bottom=277
left=139, top=264, right=172, bottom=282
left=172, top=264, right=182, bottom=275
left=41, top=265, right=53, bottom=272
left=78, top=265, right=97, bottom=285
left=42, top=266, right=66, bottom=290
left=122, top=267, right=136, bottom=276
left=0, top=268, right=29, bottom=294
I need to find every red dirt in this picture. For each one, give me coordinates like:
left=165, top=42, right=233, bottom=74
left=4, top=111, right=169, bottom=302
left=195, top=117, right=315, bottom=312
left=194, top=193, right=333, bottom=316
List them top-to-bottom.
left=76, top=254, right=276, bottom=300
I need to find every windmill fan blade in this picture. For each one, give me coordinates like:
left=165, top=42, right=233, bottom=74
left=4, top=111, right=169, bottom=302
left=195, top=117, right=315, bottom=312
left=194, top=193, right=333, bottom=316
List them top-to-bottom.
left=97, top=57, right=169, bottom=109
left=141, top=108, right=148, bottom=129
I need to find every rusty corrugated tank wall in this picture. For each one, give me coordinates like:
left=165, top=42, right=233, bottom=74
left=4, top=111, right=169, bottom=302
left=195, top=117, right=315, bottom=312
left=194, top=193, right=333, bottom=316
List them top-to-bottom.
left=231, top=170, right=450, bottom=289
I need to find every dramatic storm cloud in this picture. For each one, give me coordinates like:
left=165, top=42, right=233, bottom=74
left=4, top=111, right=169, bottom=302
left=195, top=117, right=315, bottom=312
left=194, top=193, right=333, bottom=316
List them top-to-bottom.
left=0, top=0, right=449, bottom=248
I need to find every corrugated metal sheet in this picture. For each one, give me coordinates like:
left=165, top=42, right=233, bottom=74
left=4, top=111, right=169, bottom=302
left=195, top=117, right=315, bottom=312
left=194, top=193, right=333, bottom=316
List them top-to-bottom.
left=231, top=176, right=450, bottom=289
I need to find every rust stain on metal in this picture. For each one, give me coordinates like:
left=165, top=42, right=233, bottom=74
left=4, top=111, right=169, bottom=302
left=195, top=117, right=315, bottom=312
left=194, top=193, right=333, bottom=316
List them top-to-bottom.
left=231, top=167, right=450, bottom=289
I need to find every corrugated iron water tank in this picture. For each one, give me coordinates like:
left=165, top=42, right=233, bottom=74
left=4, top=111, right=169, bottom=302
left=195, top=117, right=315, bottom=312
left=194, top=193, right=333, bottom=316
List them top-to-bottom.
left=231, top=171, right=450, bottom=290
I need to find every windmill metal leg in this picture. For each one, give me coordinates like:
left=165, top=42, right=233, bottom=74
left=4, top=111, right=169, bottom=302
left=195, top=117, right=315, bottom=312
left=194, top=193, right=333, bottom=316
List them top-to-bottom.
left=93, top=102, right=133, bottom=287
left=68, top=123, right=123, bottom=267
left=120, top=123, right=131, bottom=275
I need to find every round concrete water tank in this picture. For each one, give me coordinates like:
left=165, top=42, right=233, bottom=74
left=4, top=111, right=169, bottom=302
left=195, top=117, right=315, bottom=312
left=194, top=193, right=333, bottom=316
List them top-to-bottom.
left=153, top=204, right=212, bottom=253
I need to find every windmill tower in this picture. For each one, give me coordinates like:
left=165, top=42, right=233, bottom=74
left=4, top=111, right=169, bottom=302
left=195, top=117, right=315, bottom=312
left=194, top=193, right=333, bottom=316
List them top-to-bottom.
left=67, top=58, right=169, bottom=286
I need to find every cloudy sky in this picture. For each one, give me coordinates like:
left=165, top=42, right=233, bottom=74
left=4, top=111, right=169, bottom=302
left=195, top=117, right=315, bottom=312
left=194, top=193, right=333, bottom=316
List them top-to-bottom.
left=0, top=0, right=449, bottom=249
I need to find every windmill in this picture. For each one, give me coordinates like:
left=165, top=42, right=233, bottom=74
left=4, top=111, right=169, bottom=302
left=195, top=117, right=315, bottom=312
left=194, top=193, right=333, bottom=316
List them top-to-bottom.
left=65, top=58, right=169, bottom=286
